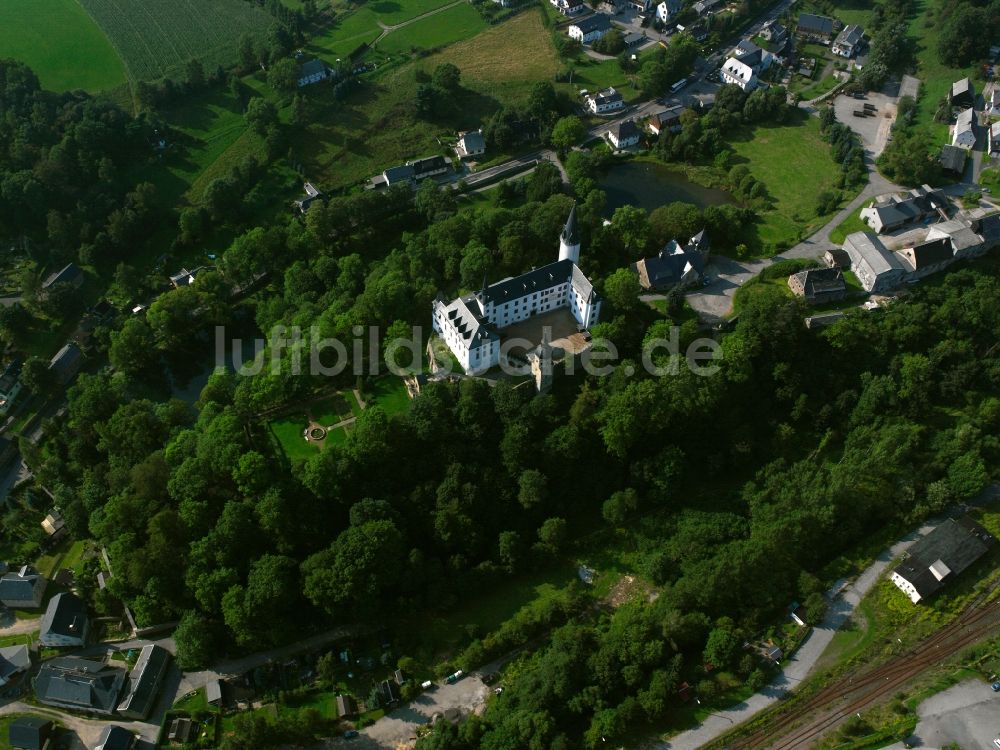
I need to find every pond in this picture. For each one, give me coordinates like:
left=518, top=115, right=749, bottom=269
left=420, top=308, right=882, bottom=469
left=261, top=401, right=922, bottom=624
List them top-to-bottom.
left=599, top=161, right=735, bottom=214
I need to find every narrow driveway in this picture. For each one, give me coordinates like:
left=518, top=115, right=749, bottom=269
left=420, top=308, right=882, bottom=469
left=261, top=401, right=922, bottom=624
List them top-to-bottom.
left=655, top=519, right=941, bottom=749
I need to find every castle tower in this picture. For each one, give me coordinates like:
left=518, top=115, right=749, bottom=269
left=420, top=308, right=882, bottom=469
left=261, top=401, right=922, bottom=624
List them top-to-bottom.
left=558, top=204, right=581, bottom=264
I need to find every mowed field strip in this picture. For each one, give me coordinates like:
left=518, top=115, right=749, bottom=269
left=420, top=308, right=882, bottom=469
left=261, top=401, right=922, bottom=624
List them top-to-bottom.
left=0, top=0, right=126, bottom=91
left=76, top=0, right=272, bottom=83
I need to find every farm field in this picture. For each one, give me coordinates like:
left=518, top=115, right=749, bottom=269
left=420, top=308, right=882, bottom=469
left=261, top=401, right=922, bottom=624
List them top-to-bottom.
left=0, top=0, right=125, bottom=92
left=76, top=0, right=272, bottom=84
left=377, top=2, right=486, bottom=54
left=729, top=115, right=849, bottom=252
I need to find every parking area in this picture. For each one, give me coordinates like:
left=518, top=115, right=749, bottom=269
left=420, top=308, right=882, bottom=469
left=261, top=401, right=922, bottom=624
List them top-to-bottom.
left=832, top=89, right=898, bottom=157
left=882, top=679, right=1000, bottom=750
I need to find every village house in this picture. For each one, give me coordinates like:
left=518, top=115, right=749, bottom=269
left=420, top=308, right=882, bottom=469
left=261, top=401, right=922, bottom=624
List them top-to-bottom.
left=550, top=0, right=585, bottom=15
left=656, top=0, right=682, bottom=24
left=693, top=0, right=722, bottom=16
left=796, top=13, right=837, bottom=39
left=568, top=14, right=613, bottom=43
left=759, top=20, right=786, bottom=44
left=831, top=24, right=864, bottom=57
left=720, top=58, right=759, bottom=92
left=297, top=59, right=330, bottom=88
left=950, top=77, right=974, bottom=108
left=986, top=84, right=1000, bottom=115
left=586, top=87, right=625, bottom=114
left=647, top=105, right=686, bottom=135
left=952, top=107, right=976, bottom=149
left=607, top=120, right=642, bottom=149
left=990, top=121, right=1000, bottom=158
left=455, top=129, right=486, bottom=158
left=939, top=144, right=967, bottom=174
left=374, top=155, right=451, bottom=188
left=293, top=182, right=324, bottom=214
left=859, top=185, right=948, bottom=233
left=431, top=207, right=601, bottom=374
left=925, top=218, right=987, bottom=260
left=630, top=230, right=710, bottom=291
left=843, top=232, right=907, bottom=292
left=896, top=236, right=955, bottom=280
left=823, top=247, right=851, bottom=269
left=41, top=263, right=84, bottom=295
left=168, top=267, right=200, bottom=288
left=787, top=267, right=847, bottom=304
left=48, top=342, right=83, bottom=387
left=0, top=359, right=23, bottom=416
left=41, top=510, right=64, bottom=537
left=890, top=517, right=992, bottom=603
left=0, top=565, right=46, bottom=609
left=39, top=592, right=89, bottom=648
left=0, top=644, right=30, bottom=687
left=117, top=644, right=172, bottom=719
left=34, top=657, right=126, bottom=715
left=8, top=717, right=53, bottom=750
left=95, top=726, right=137, bottom=750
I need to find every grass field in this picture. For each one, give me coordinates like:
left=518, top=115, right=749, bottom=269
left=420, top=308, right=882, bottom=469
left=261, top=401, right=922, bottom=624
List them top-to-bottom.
left=0, top=0, right=126, bottom=92
left=76, top=0, right=271, bottom=83
left=369, top=0, right=460, bottom=25
left=377, top=2, right=487, bottom=54
left=797, top=74, right=840, bottom=101
left=729, top=114, right=848, bottom=251
left=829, top=206, right=871, bottom=245
left=367, top=377, right=411, bottom=415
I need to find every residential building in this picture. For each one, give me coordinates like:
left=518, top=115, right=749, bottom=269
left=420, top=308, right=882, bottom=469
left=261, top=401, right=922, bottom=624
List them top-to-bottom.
left=551, top=0, right=585, bottom=15
left=656, top=0, right=681, bottom=23
left=693, top=0, right=722, bottom=15
left=796, top=13, right=837, bottom=38
left=567, top=14, right=612, bottom=43
left=759, top=20, right=786, bottom=44
left=831, top=24, right=864, bottom=57
left=622, top=31, right=646, bottom=47
left=731, top=39, right=774, bottom=71
left=720, top=58, right=759, bottom=92
left=297, top=59, right=330, bottom=87
left=950, top=77, right=974, bottom=107
left=986, top=84, right=1000, bottom=115
left=586, top=87, right=624, bottom=114
left=647, top=105, right=686, bottom=135
left=952, top=107, right=976, bottom=149
left=607, top=120, right=642, bottom=149
left=990, top=121, right=1000, bottom=158
left=455, top=129, right=486, bottom=158
left=939, top=144, right=967, bottom=174
left=375, top=155, right=450, bottom=188
left=293, top=182, right=324, bottom=214
left=859, top=185, right=948, bottom=233
left=431, top=207, right=601, bottom=374
left=971, top=213, right=1000, bottom=251
left=925, top=218, right=986, bottom=259
left=630, top=230, right=711, bottom=290
left=843, top=232, right=907, bottom=292
left=896, top=237, right=955, bottom=280
left=823, top=247, right=851, bottom=269
left=41, top=263, right=84, bottom=293
left=787, top=267, right=847, bottom=304
left=48, top=343, right=83, bottom=386
left=0, top=359, right=23, bottom=416
left=41, top=510, right=64, bottom=537
left=890, top=518, right=993, bottom=603
left=0, top=565, right=46, bottom=609
left=39, top=592, right=89, bottom=648
left=0, top=644, right=30, bottom=686
left=117, top=644, right=171, bottom=719
left=34, top=657, right=126, bottom=715
left=206, top=679, right=224, bottom=706
left=336, top=694, right=359, bottom=718
left=8, top=717, right=53, bottom=750
left=167, top=718, right=198, bottom=744
left=94, top=726, right=136, bottom=750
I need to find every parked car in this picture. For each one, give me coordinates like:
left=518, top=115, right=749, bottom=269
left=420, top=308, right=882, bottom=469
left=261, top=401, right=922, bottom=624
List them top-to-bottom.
left=445, top=670, right=464, bottom=684
left=991, top=680, right=1000, bottom=691
left=344, top=730, right=360, bottom=739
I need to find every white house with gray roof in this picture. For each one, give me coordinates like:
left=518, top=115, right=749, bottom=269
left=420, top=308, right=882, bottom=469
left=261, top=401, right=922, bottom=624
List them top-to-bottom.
left=568, top=14, right=613, bottom=43
left=831, top=25, right=864, bottom=57
left=720, top=58, right=759, bottom=92
left=952, top=107, right=977, bottom=149
left=432, top=207, right=601, bottom=373
left=843, top=232, right=906, bottom=292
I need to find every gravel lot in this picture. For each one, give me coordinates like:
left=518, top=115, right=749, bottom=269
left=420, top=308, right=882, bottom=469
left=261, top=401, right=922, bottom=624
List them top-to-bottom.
left=832, top=90, right=898, bottom=157
left=882, top=679, right=1000, bottom=750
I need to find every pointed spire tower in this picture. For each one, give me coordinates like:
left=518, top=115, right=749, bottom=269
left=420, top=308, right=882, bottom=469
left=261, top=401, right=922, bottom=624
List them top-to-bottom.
left=558, top=204, right=581, bottom=265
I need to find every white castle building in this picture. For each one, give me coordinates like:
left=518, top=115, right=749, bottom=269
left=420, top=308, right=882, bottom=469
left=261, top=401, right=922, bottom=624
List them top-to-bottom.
left=432, top=206, right=602, bottom=374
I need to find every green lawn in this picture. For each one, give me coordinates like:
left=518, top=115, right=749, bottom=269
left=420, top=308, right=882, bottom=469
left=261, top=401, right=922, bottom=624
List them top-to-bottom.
left=0, top=0, right=126, bottom=92
left=369, top=0, right=459, bottom=25
left=377, top=2, right=486, bottom=54
left=307, top=8, right=384, bottom=60
left=570, top=57, right=644, bottom=104
left=798, top=74, right=840, bottom=101
left=728, top=114, right=848, bottom=252
left=829, top=207, right=872, bottom=244
left=367, top=377, right=411, bottom=415
left=311, top=394, right=354, bottom=425
left=269, top=414, right=319, bottom=462
left=34, top=539, right=87, bottom=579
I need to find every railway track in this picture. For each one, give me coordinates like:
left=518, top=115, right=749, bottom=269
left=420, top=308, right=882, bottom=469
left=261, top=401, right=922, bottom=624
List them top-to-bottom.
left=726, top=598, right=1000, bottom=749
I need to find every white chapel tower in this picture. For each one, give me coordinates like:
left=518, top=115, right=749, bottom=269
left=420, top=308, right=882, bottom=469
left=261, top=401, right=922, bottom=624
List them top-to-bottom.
left=558, top=204, right=580, bottom=264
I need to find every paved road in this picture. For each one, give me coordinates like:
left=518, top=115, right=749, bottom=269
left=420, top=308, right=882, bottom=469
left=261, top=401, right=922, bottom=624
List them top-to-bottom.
left=655, top=519, right=941, bottom=749
left=881, top=679, right=1000, bottom=750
